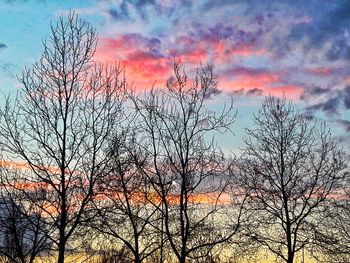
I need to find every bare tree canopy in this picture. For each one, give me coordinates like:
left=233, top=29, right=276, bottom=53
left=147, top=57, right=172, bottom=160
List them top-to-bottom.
left=0, top=12, right=126, bottom=263
left=126, top=62, right=240, bottom=263
left=235, top=96, right=345, bottom=263
left=90, top=127, right=161, bottom=263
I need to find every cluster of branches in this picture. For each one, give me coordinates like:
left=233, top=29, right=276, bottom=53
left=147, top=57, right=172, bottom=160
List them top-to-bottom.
left=0, top=12, right=348, bottom=263
left=0, top=13, right=126, bottom=263
left=88, top=62, right=243, bottom=263
left=233, top=97, right=346, bottom=263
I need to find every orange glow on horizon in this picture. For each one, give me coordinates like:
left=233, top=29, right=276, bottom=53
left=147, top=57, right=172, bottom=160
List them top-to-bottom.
left=96, top=190, right=231, bottom=205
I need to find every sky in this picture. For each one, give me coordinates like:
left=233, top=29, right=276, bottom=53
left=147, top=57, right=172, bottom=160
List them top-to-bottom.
left=0, top=0, right=350, bottom=151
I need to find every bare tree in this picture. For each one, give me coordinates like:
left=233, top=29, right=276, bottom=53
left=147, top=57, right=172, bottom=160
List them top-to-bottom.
left=0, top=13, right=125, bottom=263
left=128, top=62, right=240, bottom=263
left=235, top=96, right=345, bottom=263
left=90, top=128, right=161, bottom=263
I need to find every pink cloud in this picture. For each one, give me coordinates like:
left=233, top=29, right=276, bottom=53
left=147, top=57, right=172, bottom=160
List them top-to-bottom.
left=94, top=34, right=269, bottom=92
left=95, top=36, right=171, bottom=90
left=219, top=67, right=303, bottom=99
left=307, top=67, right=334, bottom=76
left=225, top=68, right=280, bottom=89
left=269, top=85, right=303, bottom=98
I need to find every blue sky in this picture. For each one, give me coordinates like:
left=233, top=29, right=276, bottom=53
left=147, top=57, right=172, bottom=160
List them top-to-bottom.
left=0, top=0, right=350, bottom=151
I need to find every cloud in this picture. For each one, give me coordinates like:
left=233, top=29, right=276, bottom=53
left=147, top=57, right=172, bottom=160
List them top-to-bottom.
left=73, top=0, right=350, bottom=147
left=82, top=0, right=350, bottom=102
left=106, top=0, right=172, bottom=23
left=288, top=1, right=350, bottom=61
left=108, top=7, right=131, bottom=22
left=95, top=22, right=268, bottom=90
left=95, top=33, right=170, bottom=89
left=99, top=33, right=162, bottom=58
left=0, top=62, right=16, bottom=78
left=221, top=66, right=303, bottom=97
left=226, top=67, right=275, bottom=77
left=306, top=67, right=335, bottom=76
left=219, top=72, right=278, bottom=94
left=302, top=85, right=350, bottom=115
left=300, top=86, right=330, bottom=101
left=342, top=86, right=350, bottom=109
left=230, top=88, right=245, bottom=97
left=246, top=88, right=263, bottom=96
left=307, top=97, right=341, bottom=115
left=334, top=119, right=350, bottom=132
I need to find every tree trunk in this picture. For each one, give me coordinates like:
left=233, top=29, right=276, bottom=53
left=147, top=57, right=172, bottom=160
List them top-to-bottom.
left=57, top=224, right=66, bottom=263
left=134, top=240, right=141, bottom=263
left=57, top=241, right=65, bottom=263
left=287, top=252, right=294, bottom=263
left=179, top=255, right=186, bottom=263
left=134, top=256, right=142, bottom=263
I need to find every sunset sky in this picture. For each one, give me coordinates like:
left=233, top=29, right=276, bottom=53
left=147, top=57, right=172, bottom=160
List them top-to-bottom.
left=0, top=0, right=350, bottom=151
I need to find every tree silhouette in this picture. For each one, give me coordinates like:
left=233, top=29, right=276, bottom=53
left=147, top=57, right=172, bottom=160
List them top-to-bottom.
left=0, top=13, right=126, bottom=263
left=128, top=62, right=241, bottom=263
left=235, top=96, right=345, bottom=263
left=90, top=127, right=161, bottom=263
